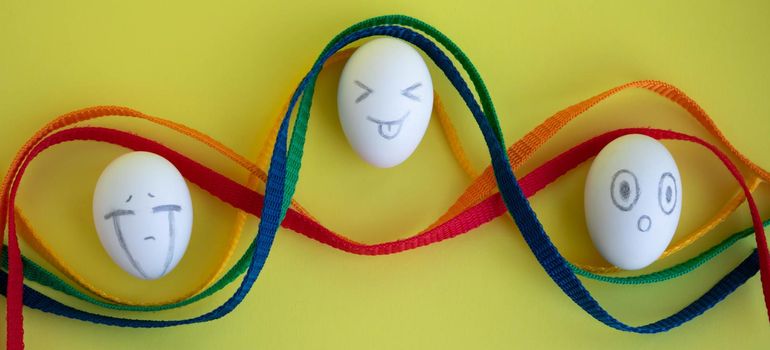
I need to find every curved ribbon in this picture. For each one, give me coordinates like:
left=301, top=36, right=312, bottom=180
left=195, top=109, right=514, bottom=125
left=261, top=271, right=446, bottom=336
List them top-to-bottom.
left=3, top=15, right=769, bottom=349
left=274, top=17, right=770, bottom=331
left=6, top=46, right=769, bottom=310
left=1, top=126, right=764, bottom=329
left=2, top=126, right=767, bottom=307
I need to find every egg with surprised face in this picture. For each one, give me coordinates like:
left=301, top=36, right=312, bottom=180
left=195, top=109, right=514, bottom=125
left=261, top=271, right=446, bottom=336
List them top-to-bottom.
left=338, top=37, right=434, bottom=168
left=584, top=134, right=682, bottom=270
left=93, top=151, right=193, bottom=280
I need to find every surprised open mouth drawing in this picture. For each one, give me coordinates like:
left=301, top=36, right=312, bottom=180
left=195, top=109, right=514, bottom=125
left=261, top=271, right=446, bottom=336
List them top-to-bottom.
left=366, top=111, right=409, bottom=140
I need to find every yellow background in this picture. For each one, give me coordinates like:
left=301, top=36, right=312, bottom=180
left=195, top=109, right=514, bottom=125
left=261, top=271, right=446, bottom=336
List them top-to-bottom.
left=1, top=0, right=770, bottom=348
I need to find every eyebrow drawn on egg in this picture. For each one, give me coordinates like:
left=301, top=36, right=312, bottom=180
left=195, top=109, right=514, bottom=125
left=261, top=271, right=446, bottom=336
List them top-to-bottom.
left=354, top=80, right=373, bottom=103
left=401, top=82, right=422, bottom=101
left=148, top=192, right=155, bottom=198
left=125, top=195, right=132, bottom=203
left=153, top=204, right=181, bottom=213
left=104, top=209, right=134, bottom=220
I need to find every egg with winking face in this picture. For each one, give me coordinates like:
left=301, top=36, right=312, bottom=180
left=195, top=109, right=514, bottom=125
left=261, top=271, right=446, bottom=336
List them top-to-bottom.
left=337, top=37, right=434, bottom=168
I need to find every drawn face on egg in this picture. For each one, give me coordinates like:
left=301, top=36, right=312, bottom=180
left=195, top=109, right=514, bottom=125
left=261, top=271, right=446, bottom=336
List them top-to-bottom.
left=338, top=37, right=434, bottom=168
left=584, top=134, right=682, bottom=270
left=93, top=152, right=193, bottom=280
left=609, top=169, right=678, bottom=233
left=102, top=193, right=181, bottom=280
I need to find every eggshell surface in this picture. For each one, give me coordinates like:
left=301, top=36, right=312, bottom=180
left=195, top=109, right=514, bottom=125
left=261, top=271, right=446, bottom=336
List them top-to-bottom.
left=337, top=37, right=434, bottom=168
left=584, top=134, right=682, bottom=270
left=92, top=151, right=193, bottom=280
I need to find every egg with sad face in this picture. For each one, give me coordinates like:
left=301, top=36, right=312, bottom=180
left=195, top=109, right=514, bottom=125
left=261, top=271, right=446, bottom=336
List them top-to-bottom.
left=338, top=37, right=434, bottom=168
left=93, top=151, right=193, bottom=280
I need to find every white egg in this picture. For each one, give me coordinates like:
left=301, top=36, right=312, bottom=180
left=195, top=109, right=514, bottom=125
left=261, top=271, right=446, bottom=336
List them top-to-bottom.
left=337, top=37, right=434, bottom=168
left=584, top=134, right=682, bottom=270
left=92, top=151, right=193, bottom=280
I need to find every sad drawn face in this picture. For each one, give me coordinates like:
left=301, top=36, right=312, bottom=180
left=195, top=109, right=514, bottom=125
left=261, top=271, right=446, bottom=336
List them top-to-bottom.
left=338, top=37, right=434, bottom=168
left=584, top=134, right=683, bottom=270
left=93, top=152, right=193, bottom=280
left=102, top=193, right=182, bottom=279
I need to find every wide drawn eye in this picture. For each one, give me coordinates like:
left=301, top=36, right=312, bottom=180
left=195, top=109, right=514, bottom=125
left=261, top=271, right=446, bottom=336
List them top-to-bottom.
left=354, top=80, right=373, bottom=103
left=610, top=169, right=640, bottom=211
left=658, top=172, right=677, bottom=215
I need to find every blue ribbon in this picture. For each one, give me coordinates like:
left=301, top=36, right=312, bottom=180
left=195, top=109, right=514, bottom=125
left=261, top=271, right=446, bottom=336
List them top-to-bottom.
left=1, top=23, right=760, bottom=332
